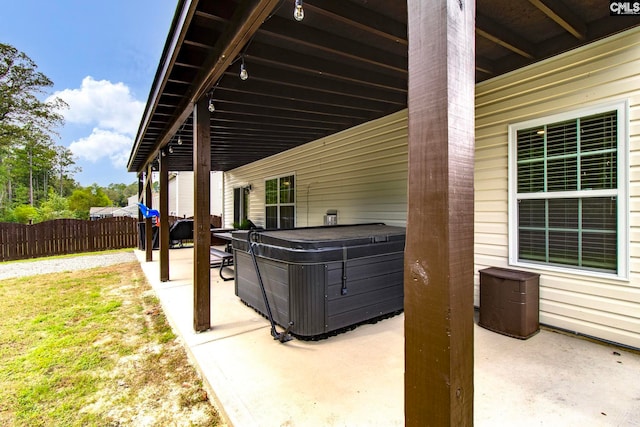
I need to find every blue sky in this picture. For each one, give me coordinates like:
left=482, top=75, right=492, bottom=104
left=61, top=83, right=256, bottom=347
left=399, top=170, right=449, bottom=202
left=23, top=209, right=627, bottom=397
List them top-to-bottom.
left=0, top=0, right=176, bottom=187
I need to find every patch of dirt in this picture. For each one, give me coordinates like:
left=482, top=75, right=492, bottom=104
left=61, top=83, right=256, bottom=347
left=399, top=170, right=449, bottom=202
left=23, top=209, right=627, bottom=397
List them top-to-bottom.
left=81, top=264, right=225, bottom=427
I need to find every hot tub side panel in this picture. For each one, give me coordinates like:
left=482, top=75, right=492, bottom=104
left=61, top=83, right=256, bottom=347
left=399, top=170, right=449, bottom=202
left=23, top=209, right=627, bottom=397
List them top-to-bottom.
left=234, top=250, right=290, bottom=327
left=234, top=250, right=327, bottom=337
left=325, top=252, right=404, bottom=333
left=288, top=264, right=327, bottom=337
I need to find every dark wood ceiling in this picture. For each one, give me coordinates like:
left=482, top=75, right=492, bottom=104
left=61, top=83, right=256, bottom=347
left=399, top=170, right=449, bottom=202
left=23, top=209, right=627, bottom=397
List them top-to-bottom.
left=127, top=0, right=640, bottom=174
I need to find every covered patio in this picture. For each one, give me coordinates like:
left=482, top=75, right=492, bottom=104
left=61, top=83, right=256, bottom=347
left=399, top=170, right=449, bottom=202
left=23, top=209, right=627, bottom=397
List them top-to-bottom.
left=127, top=1, right=640, bottom=423
left=135, top=247, right=640, bottom=426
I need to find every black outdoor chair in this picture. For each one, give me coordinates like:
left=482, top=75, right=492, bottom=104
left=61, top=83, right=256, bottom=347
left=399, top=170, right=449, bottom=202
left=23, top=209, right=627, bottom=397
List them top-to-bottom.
left=169, top=219, right=193, bottom=248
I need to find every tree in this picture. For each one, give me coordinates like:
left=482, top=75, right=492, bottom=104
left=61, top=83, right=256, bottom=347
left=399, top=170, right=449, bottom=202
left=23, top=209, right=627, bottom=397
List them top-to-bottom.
left=0, top=43, right=69, bottom=213
left=0, top=43, right=66, bottom=140
left=9, top=125, right=57, bottom=205
left=53, top=146, right=80, bottom=197
left=104, top=182, right=138, bottom=207
left=68, top=185, right=112, bottom=219
left=38, top=191, right=74, bottom=221
left=11, top=204, right=38, bottom=224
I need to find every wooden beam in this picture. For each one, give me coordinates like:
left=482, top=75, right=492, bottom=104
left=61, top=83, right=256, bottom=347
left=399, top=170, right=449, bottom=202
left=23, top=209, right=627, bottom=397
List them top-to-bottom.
left=128, top=0, right=197, bottom=173
left=160, top=0, right=282, bottom=159
left=193, top=0, right=289, bottom=97
left=405, top=0, right=475, bottom=425
left=528, top=0, right=586, bottom=40
left=305, top=1, right=407, bottom=46
left=476, top=13, right=535, bottom=59
left=258, top=16, right=407, bottom=76
left=248, top=42, right=408, bottom=93
left=475, top=56, right=495, bottom=75
left=221, top=63, right=407, bottom=106
left=219, top=77, right=391, bottom=114
left=213, top=84, right=376, bottom=119
left=193, top=97, right=211, bottom=332
left=211, top=101, right=356, bottom=126
left=159, top=149, right=170, bottom=282
left=145, top=165, right=154, bottom=263
left=138, top=169, right=153, bottom=203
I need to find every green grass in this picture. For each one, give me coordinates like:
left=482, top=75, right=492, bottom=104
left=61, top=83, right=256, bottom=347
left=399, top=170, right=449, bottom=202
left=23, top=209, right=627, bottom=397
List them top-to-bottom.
left=0, top=258, right=221, bottom=426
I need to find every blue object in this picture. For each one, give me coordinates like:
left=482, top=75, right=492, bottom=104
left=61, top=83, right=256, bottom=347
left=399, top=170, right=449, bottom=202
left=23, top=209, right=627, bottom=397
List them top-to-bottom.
left=137, top=202, right=160, bottom=219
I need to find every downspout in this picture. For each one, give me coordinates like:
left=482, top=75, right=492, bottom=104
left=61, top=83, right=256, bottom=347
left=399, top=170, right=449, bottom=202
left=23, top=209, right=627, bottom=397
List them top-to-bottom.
left=175, top=172, right=180, bottom=216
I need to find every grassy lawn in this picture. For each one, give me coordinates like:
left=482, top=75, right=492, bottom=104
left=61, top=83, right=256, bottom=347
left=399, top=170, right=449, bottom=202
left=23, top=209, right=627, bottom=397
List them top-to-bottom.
left=0, top=258, right=222, bottom=426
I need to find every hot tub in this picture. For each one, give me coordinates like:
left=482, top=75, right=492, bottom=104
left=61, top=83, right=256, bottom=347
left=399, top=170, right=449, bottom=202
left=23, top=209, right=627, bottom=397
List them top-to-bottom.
left=232, top=224, right=405, bottom=339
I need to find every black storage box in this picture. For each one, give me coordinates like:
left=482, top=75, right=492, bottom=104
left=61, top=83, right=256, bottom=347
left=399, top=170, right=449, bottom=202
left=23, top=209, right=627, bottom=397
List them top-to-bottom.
left=138, top=222, right=159, bottom=250
left=232, top=224, right=405, bottom=338
left=479, top=267, right=540, bottom=339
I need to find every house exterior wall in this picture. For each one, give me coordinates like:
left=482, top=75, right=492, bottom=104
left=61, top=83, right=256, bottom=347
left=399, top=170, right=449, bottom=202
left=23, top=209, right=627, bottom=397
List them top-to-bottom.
left=223, top=27, right=640, bottom=349
left=475, top=27, right=640, bottom=349
left=224, top=110, right=408, bottom=228
left=168, top=173, right=183, bottom=216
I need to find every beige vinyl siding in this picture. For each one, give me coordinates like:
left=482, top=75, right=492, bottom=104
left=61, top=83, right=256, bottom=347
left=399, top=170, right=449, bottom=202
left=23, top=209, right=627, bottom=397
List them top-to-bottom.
left=475, top=27, right=640, bottom=348
left=224, top=110, right=408, bottom=229
left=167, top=172, right=223, bottom=218
left=168, top=172, right=193, bottom=217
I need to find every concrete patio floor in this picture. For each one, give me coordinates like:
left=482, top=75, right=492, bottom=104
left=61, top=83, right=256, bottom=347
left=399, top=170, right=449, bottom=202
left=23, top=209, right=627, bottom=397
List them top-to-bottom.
left=134, top=247, right=640, bottom=427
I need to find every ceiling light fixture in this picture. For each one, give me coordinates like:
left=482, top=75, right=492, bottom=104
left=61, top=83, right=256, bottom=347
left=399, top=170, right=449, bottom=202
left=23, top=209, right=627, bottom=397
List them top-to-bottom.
left=294, top=0, right=304, bottom=21
left=240, top=56, right=248, bottom=80
left=208, top=96, right=215, bottom=113
left=177, top=122, right=186, bottom=144
left=168, top=145, right=174, bottom=154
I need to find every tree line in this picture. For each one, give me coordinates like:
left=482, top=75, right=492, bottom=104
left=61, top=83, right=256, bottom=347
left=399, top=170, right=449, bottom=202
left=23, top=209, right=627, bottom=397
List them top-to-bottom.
left=0, top=43, right=137, bottom=223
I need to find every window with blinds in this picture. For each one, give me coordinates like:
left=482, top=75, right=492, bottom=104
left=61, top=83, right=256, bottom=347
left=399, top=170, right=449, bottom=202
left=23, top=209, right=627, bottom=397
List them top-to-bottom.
left=512, top=109, right=621, bottom=274
left=265, top=175, right=295, bottom=229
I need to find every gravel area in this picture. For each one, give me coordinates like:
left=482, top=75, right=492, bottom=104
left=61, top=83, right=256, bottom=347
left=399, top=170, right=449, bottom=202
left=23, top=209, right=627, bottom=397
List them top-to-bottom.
left=0, top=251, right=138, bottom=280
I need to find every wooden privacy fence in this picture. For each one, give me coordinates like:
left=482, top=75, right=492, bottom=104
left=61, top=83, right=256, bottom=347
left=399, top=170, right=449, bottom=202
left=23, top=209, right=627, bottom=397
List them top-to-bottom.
left=0, top=217, right=139, bottom=262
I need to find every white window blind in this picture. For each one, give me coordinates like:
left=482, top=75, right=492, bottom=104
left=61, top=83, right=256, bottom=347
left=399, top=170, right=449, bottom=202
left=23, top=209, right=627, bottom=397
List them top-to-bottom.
left=510, top=104, right=627, bottom=276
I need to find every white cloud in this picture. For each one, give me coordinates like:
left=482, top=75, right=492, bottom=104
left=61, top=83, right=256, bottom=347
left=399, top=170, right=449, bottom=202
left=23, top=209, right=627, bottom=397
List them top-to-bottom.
left=49, top=76, right=144, bottom=135
left=49, top=76, right=144, bottom=169
left=69, top=128, right=132, bottom=168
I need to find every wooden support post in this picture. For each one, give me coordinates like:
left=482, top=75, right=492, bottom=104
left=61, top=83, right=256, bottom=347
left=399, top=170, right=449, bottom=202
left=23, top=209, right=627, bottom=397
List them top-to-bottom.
left=405, top=0, right=475, bottom=425
left=193, top=98, right=211, bottom=331
left=159, top=149, right=170, bottom=282
left=145, top=165, right=153, bottom=263
left=137, top=173, right=144, bottom=250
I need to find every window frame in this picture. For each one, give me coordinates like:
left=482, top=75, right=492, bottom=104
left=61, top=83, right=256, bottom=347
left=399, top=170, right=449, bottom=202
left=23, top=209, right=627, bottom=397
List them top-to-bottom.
left=508, top=101, right=629, bottom=280
left=264, top=173, right=296, bottom=229
left=233, top=185, right=250, bottom=226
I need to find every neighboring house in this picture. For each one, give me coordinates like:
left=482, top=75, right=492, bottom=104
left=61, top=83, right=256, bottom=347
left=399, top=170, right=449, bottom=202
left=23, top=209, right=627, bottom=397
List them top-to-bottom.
left=222, top=27, right=640, bottom=349
left=167, top=171, right=224, bottom=218
left=137, top=172, right=223, bottom=219
left=127, top=195, right=138, bottom=208
left=90, top=205, right=139, bottom=220
left=113, top=205, right=138, bottom=217
left=89, top=207, right=121, bottom=220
